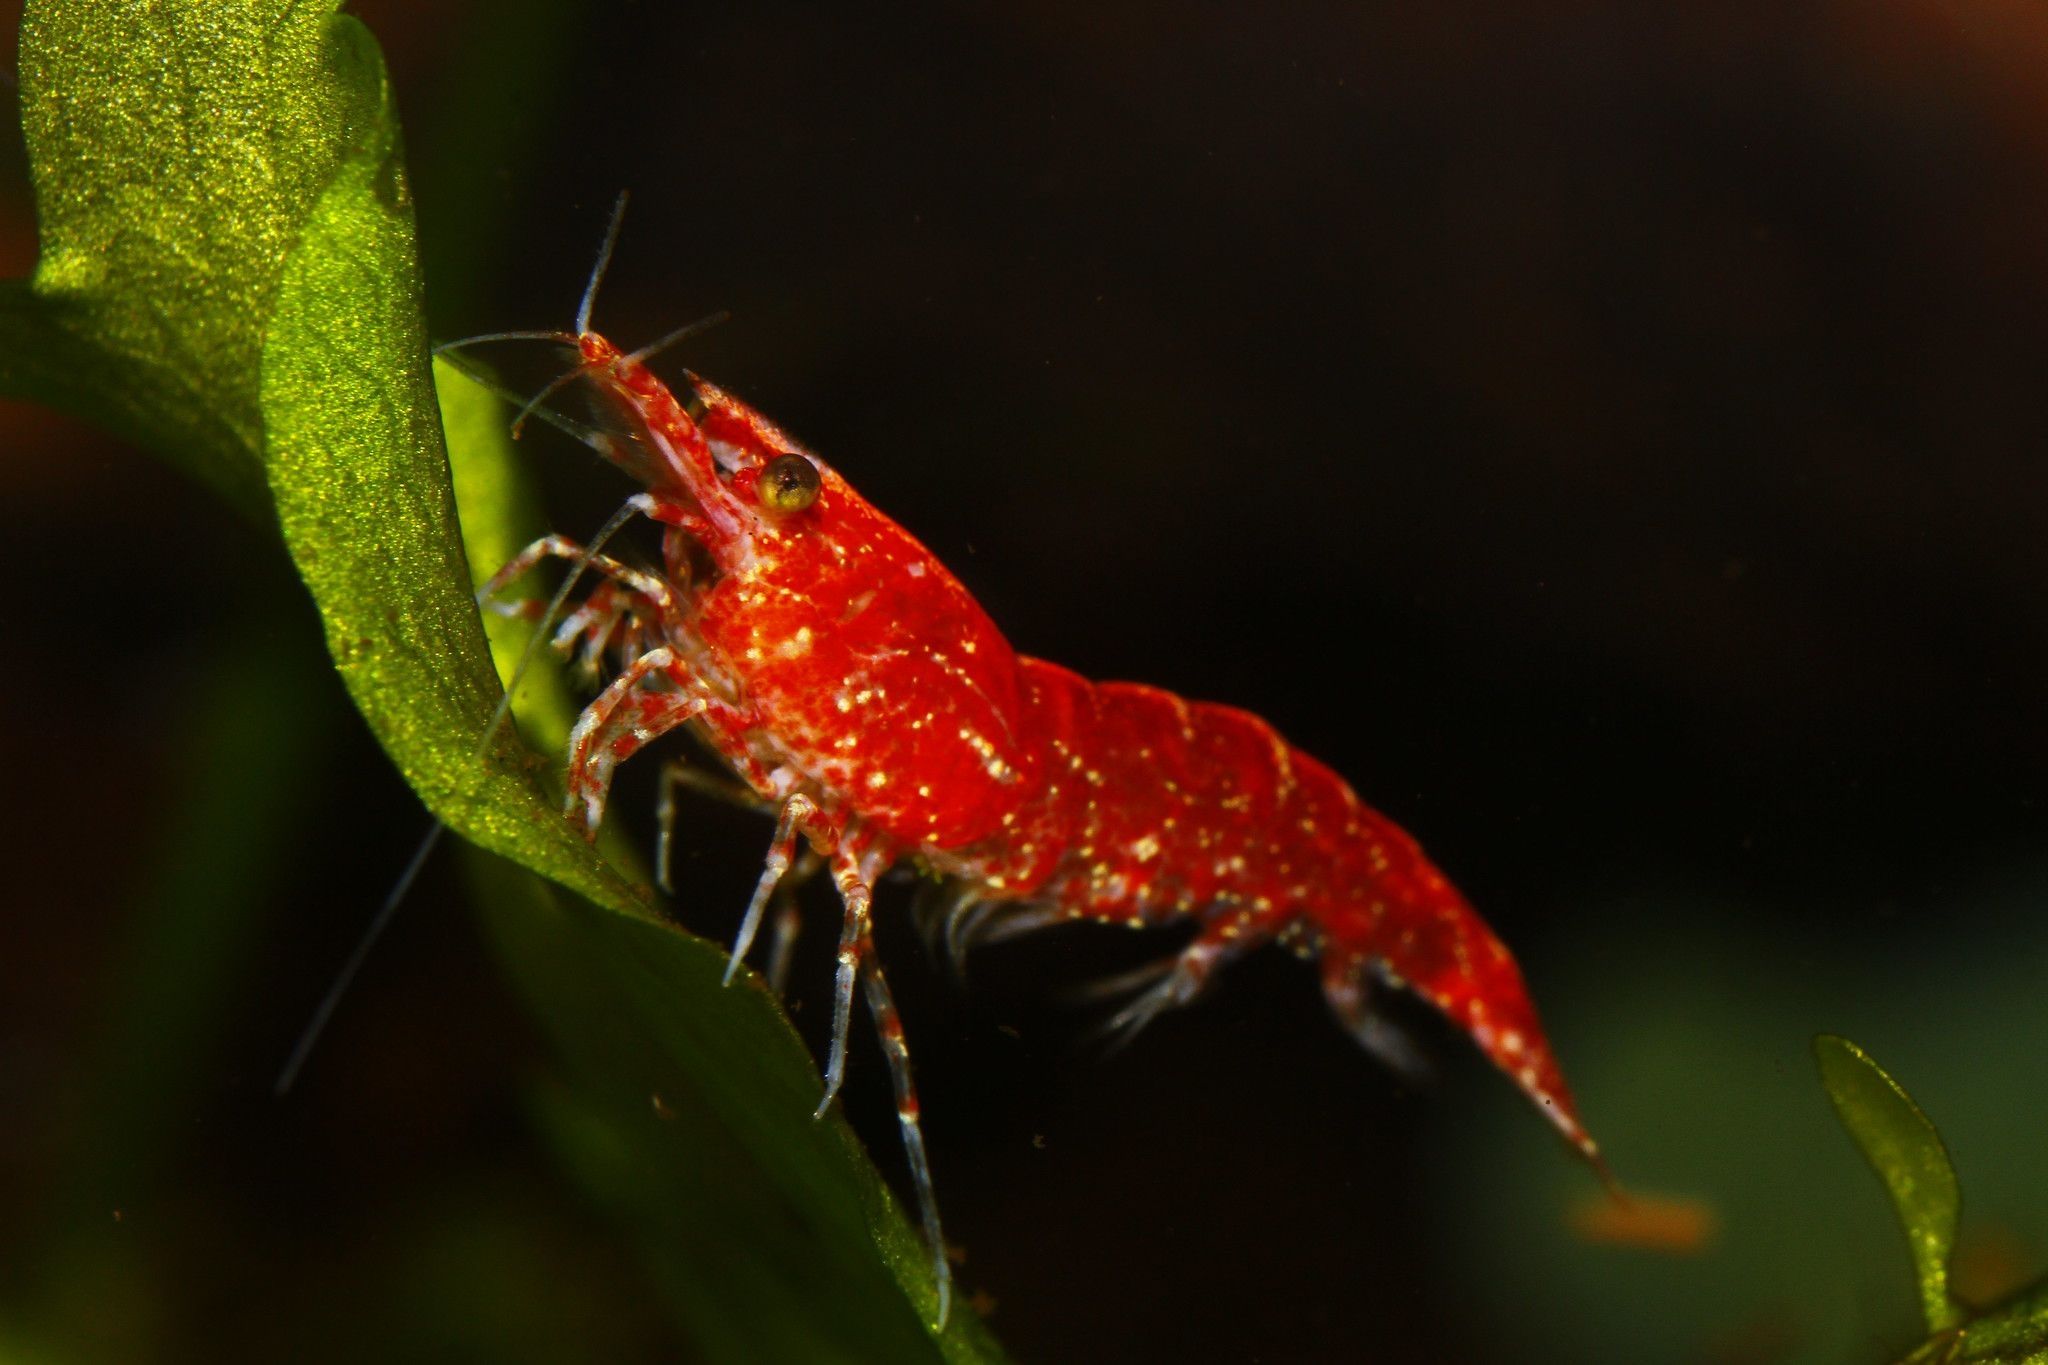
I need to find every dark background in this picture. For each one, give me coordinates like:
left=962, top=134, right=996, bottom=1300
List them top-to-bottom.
left=6, top=2, right=2048, bottom=1361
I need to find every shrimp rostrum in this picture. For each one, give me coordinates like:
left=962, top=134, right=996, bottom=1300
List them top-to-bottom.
left=461, top=225, right=1605, bottom=1327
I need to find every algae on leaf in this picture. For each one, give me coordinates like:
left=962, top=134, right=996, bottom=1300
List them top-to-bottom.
left=2, top=0, right=386, bottom=513
left=254, top=32, right=643, bottom=920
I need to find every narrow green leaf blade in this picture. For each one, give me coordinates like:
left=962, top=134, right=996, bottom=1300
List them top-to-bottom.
left=1815, top=1035, right=1964, bottom=1332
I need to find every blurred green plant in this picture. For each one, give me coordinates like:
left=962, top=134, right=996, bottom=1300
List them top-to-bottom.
left=0, top=1, right=1000, bottom=1359
left=1816, top=1036, right=2048, bottom=1364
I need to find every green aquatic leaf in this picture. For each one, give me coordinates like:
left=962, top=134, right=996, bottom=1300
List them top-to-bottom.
left=1, top=0, right=386, bottom=514
left=2, top=1, right=1004, bottom=1357
left=256, top=84, right=643, bottom=912
left=475, top=854, right=1009, bottom=1364
left=1815, top=1035, right=1964, bottom=1333
left=1815, top=1038, right=2048, bottom=1365
left=1944, top=1279, right=2048, bottom=1363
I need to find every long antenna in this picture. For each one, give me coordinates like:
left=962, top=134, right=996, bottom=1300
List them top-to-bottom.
left=579, top=191, right=631, bottom=334
left=625, top=310, right=734, bottom=367
left=437, top=329, right=577, bottom=350
left=431, top=346, right=613, bottom=451
left=510, top=366, right=595, bottom=441
left=271, top=498, right=647, bottom=1098
left=273, top=823, right=445, bottom=1096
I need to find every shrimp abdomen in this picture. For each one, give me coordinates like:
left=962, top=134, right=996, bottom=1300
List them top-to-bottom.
left=985, top=661, right=1597, bottom=1161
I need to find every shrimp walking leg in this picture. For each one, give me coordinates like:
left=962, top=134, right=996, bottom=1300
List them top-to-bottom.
left=478, top=533, right=679, bottom=621
left=480, top=537, right=678, bottom=685
left=529, top=583, right=655, bottom=687
left=564, top=646, right=712, bottom=832
left=652, top=758, right=826, bottom=992
left=655, top=760, right=768, bottom=894
left=725, top=794, right=823, bottom=986
left=817, top=836, right=883, bottom=1116
left=762, top=850, right=823, bottom=997
left=858, top=918, right=953, bottom=1326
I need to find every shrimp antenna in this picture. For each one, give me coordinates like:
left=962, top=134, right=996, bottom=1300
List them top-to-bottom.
left=503, top=187, right=633, bottom=440
left=492, top=190, right=728, bottom=437
left=579, top=190, right=632, bottom=334
left=508, top=308, right=731, bottom=441
left=625, top=309, right=734, bottom=367
left=434, top=329, right=579, bottom=353
left=432, top=348, right=615, bottom=452
left=510, top=366, right=596, bottom=441
left=273, top=491, right=647, bottom=1099
left=273, top=821, right=445, bottom=1096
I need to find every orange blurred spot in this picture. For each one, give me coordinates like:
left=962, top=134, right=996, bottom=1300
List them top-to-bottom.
left=1568, top=1188, right=1718, bottom=1254
left=1951, top=1223, right=2035, bottom=1306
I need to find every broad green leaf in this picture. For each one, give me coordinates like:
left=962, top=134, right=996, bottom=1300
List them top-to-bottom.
left=1, top=0, right=385, bottom=515
left=255, top=32, right=643, bottom=912
left=475, top=854, right=1009, bottom=1364
left=1815, top=1035, right=1964, bottom=1332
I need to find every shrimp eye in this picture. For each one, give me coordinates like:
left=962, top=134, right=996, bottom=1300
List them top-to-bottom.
left=759, top=452, right=821, bottom=513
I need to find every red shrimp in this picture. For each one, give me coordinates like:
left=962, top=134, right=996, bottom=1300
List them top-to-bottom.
left=466, top=218, right=1605, bottom=1326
